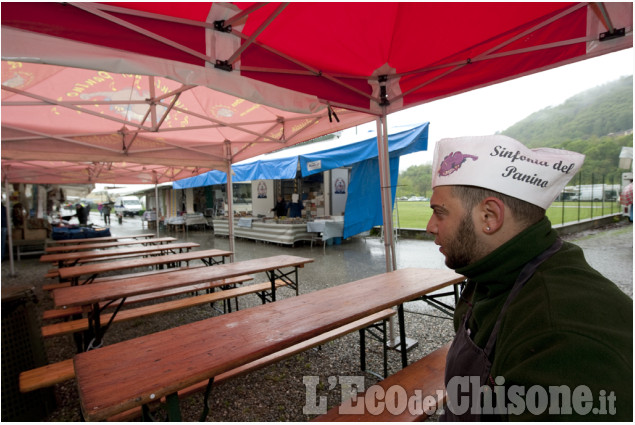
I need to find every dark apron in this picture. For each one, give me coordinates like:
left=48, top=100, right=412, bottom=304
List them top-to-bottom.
left=442, top=238, right=563, bottom=421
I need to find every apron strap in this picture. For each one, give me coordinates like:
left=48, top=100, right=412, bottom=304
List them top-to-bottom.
left=483, top=238, right=563, bottom=357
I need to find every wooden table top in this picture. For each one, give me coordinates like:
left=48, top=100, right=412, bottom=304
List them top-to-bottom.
left=50, top=233, right=155, bottom=244
left=45, top=237, right=177, bottom=253
left=40, top=242, right=200, bottom=264
left=56, top=249, right=233, bottom=282
left=54, top=254, right=313, bottom=308
left=74, top=267, right=464, bottom=421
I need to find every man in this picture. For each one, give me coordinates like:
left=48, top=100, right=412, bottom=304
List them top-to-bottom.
left=426, top=135, right=632, bottom=421
left=271, top=195, right=288, bottom=218
left=102, top=202, right=112, bottom=225
left=75, top=203, right=87, bottom=226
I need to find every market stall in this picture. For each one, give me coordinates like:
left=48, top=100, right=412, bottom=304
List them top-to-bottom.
left=212, top=217, right=314, bottom=246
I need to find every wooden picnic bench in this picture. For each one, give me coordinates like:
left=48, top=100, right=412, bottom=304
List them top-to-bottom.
left=49, top=233, right=155, bottom=245
left=44, top=237, right=177, bottom=253
left=40, top=242, right=200, bottom=269
left=56, top=248, right=234, bottom=286
left=52, top=255, right=314, bottom=351
left=42, top=264, right=208, bottom=292
left=71, top=268, right=463, bottom=421
left=42, top=272, right=249, bottom=320
left=43, top=279, right=286, bottom=341
left=20, top=309, right=397, bottom=422
left=312, top=342, right=451, bottom=421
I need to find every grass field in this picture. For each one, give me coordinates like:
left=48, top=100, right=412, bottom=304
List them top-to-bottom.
left=392, top=200, right=621, bottom=229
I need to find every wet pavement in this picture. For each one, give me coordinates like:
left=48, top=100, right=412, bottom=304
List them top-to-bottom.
left=88, top=212, right=632, bottom=297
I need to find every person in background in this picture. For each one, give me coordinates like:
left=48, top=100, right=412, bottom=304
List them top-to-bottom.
left=426, top=135, right=632, bottom=421
left=620, top=178, right=633, bottom=222
left=287, top=193, right=304, bottom=218
left=271, top=195, right=288, bottom=218
left=102, top=202, right=112, bottom=225
left=75, top=203, right=87, bottom=226
left=83, top=203, right=92, bottom=225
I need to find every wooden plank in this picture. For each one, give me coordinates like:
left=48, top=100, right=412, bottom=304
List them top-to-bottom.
left=51, top=234, right=155, bottom=245
left=45, top=237, right=177, bottom=253
left=40, top=242, right=200, bottom=265
left=57, top=249, right=232, bottom=281
left=54, top=255, right=313, bottom=308
left=73, top=268, right=463, bottom=421
left=42, top=275, right=253, bottom=320
left=43, top=280, right=287, bottom=338
left=21, top=309, right=396, bottom=399
left=313, top=343, right=450, bottom=421
left=19, top=359, right=75, bottom=393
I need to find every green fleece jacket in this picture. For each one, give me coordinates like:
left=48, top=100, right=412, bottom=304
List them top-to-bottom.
left=454, top=218, right=632, bottom=421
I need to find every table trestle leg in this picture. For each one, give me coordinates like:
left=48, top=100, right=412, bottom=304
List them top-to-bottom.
left=264, top=267, right=299, bottom=303
left=84, top=297, right=127, bottom=351
left=398, top=304, right=408, bottom=368
left=359, top=317, right=390, bottom=379
left=199, top=377, right=215, bottom=421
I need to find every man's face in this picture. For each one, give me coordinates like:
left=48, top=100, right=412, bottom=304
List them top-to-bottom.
left=426, top=186, right=484, bottom=269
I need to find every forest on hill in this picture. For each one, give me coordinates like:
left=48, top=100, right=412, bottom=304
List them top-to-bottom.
left=398, top=76, right=633, bottom=197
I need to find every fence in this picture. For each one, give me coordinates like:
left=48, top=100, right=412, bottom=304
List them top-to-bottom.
left=392, top=172, right=627, bottom=230
left=550, top=172, right=625, bottom=226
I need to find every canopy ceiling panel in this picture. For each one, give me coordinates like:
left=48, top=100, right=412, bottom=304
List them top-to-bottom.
left=2, top=2, right=631, bottom=117
left=1, top=60, right=374, bottom=179
left=1, top=159, right=207, bottom=185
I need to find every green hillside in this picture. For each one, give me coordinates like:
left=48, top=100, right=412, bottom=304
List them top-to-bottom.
left=398, top=75, right=633, bottom=196
left=502, top=76, right=633, bottom=147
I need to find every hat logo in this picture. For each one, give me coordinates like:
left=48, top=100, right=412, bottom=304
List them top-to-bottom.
left=438, top=151, right=478, bottom=176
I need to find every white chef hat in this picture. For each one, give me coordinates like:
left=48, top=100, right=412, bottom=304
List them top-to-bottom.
left=431, top=135, right=585, bottom=209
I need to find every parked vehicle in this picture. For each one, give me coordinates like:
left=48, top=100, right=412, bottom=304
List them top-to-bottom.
left=568, top=184, right=621, bottom=202
left=114, top=196, right=143, bottom=217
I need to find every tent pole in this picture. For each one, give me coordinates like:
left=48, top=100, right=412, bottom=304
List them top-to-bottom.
left=382, top=113, right=397, bottom=272
left=375, top=115, right=396, bottom=273
left=225, top=141, right=235, bottom=263
left=4, top=178, right=16, bottom=277
left=154, top=181, right=160, bottom=238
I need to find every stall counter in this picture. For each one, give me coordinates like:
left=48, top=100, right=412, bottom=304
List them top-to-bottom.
left=212, top=218, right=314, bottom=245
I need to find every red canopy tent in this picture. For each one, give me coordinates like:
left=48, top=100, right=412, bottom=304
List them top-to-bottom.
left=2, top=2, right=632, bottom=271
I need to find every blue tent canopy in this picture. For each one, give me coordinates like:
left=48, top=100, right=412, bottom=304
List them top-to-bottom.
left=173, top=122, right=429, bottom=238
left=299, top=124, right=429, bottom=177
left=173, top=155, right=298, bottom=187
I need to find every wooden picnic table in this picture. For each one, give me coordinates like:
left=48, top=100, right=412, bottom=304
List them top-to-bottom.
left=50, top=233, right=155, bottom=245
left=44, top=237, right=177, bottom=253
left=40, top=242, right=199, bottom=269
left=57, top=248, right=234, bottom=286
left=53, top=254, right=313, bottom=351
left=73, top=267, right=464, bottom=421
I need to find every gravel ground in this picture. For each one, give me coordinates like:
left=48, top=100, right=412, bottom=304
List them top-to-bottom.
left=2, top=217, right=631, bottom=422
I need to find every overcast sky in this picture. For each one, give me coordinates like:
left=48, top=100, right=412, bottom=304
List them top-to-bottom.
left=343, top=48, right=634, bottom=171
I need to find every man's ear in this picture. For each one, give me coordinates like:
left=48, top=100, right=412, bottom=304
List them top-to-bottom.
left=479, top=197, right=505, bottom=234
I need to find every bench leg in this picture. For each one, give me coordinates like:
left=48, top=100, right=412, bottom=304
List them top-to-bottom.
left=398, top=304, right=408, bottom=368
left=359, top=319, right=390, bottom=379
left=359, top=328, right=366, bottom=373
left=199, top=378, right=215, bottom=421
left=165, top=393, right=182, bottom=421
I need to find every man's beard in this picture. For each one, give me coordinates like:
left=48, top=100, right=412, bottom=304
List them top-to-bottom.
left=444, top=214, right=483, bottom=270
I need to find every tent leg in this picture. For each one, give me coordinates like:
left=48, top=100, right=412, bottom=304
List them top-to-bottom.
left=375, top=115, right=397, bottom=272
left=224, top=143, right=235, bottom=263
left=4, top=178, right=16, bottom=277
left=154, top=182, right=160, bottom=238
